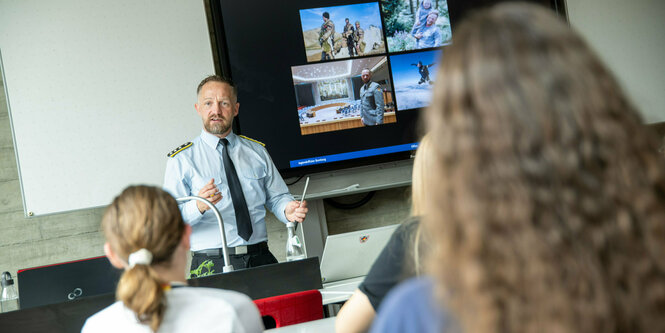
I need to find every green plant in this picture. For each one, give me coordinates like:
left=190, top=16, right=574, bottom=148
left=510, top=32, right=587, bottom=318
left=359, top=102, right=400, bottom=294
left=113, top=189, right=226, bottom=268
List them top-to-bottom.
left=388, top=30, right=416, bottom=51
left=189, top=259, right=215, bottom=278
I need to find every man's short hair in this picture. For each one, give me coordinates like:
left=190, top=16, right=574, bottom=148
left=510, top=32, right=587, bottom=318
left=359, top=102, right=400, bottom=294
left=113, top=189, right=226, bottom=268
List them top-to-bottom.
left=323, top=12, right=329, bottom=19
left=345, top=18, right=349, bottom=21
left=362, top=68, right=372, bottom=74
left=196, top=75, right=237, bottom=101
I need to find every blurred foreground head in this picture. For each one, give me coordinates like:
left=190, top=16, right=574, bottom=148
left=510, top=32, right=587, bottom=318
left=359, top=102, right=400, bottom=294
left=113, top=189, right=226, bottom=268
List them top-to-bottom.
left=424, top=3, right=665, bottom=333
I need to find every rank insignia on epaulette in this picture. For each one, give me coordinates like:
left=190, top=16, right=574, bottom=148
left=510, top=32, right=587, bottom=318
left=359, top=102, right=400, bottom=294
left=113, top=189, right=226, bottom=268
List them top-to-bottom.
left=238, top=135, right=265, bottom=147
left=167, top=142, right=192, bottom=157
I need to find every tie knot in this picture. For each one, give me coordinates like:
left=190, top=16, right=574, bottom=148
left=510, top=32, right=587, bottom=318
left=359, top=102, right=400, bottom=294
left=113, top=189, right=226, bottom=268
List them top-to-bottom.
left=220, top=138, right=229, bottom=147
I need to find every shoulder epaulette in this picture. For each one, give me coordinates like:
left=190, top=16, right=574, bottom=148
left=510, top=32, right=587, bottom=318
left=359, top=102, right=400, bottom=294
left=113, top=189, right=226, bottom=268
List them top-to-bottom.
left=238, top=135, right=265, bottom=147
left=167, top=142, right=193, bottom=157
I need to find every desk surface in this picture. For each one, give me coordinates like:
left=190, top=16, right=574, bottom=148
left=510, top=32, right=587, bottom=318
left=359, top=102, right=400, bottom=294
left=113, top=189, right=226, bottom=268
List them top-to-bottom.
left=319, top=276, right=363, bottom=305
left=266, top=317, right=336, bottom=333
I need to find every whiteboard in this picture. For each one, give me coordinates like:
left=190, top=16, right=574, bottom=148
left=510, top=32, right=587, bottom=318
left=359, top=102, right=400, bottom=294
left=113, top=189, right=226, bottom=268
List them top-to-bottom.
left=0, top=0, right=214, bottom=216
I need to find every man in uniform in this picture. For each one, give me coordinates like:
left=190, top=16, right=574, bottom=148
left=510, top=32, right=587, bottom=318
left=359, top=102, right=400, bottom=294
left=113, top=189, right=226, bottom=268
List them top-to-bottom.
left=318, top=12, right=335, bottom=61
left=342, top=18, right=355, bottom=57
left=354, top=21, right=365, bottom=56
left=359, top=68, right=384, bottom=126
left=164, top=75, right=308, bottom=273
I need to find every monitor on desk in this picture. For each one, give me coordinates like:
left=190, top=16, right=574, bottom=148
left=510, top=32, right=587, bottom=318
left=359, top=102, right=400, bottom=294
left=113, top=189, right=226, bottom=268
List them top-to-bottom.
left=320, top=224, right=398, bottom=283
left=17, top=256, right=121, bottom=309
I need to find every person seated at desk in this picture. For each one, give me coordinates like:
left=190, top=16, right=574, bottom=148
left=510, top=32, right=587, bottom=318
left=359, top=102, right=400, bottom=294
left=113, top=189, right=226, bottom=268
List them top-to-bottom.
left=371, top=3, right=665, bottom=333
left=335, top=135, right=434, bottom=333
left=82, top=186, right=263, bottom=333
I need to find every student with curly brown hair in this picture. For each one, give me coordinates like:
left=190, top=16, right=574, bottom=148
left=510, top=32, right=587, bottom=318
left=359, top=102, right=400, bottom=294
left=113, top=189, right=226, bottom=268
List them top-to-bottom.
left=372, top=3, right=665, bottom=333
left=82, top=186, right=263, bottom=333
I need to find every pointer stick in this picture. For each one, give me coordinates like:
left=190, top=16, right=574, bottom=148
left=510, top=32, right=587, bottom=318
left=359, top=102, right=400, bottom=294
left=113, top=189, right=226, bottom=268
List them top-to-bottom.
left=295, top=177, right=310, bottom=232
left=299, top=177, right=310, bottom=208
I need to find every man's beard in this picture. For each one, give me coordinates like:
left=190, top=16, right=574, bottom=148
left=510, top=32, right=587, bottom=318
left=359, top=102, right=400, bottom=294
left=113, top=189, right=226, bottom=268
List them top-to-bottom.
left=204, top=118, right=232, bottom=135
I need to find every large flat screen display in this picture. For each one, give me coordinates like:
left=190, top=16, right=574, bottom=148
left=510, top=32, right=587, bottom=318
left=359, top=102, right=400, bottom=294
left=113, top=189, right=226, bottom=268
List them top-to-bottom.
left=210, top=0, right=565, bottom=178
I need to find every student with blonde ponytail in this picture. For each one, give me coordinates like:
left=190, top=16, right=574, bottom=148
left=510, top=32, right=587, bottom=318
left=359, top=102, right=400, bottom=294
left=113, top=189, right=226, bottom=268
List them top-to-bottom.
left=82, top=185, right=263, bottom=333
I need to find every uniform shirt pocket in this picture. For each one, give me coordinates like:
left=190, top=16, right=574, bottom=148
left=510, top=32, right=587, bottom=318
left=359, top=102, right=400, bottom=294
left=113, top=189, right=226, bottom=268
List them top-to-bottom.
left=240, top=166, right=266, bottom=180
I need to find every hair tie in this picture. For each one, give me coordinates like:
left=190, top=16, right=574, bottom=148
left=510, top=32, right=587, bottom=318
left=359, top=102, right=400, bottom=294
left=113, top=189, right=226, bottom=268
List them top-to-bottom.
left=128, top=248, right=153, bottom=268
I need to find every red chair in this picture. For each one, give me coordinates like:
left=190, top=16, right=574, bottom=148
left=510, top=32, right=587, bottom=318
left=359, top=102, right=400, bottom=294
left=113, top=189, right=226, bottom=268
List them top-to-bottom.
left=253, top=289, right=323, bottom=328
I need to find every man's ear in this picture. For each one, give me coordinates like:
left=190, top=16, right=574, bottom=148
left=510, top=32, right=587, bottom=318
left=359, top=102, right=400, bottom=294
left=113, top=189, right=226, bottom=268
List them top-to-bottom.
left=234, top=102, right=240, bottom=117
left=104, top=242, right=127, bottom=269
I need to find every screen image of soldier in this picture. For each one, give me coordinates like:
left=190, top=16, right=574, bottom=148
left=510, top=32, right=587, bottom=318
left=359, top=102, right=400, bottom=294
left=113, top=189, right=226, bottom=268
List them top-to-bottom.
left=319, top=12, right=335, bottom=60
left=343, top=18, right=356, bottom=57
left=354, top=21, right=365, bottom=56
left=359, top=68, right=384, bottom=126
left=164, top=75, right=308, bottom=274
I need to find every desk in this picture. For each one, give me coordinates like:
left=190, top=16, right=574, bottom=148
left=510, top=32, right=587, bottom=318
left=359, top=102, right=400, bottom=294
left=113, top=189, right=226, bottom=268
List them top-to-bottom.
left=300, top=113, right=397, bottom=135
left=190, top=258, right=322, bottom=300
left=320, top=276, right=363, bottom=305
left=266, top=317, right=336, bottom=332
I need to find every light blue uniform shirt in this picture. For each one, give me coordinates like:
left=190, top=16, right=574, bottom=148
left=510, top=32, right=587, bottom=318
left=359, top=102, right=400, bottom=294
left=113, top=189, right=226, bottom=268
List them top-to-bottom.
left=164, top=130, right=294, bottom=250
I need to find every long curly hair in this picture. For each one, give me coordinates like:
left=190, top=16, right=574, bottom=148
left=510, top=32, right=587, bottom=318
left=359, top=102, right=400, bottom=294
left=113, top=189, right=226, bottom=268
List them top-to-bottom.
left=424, top=3, right=665, bottom=332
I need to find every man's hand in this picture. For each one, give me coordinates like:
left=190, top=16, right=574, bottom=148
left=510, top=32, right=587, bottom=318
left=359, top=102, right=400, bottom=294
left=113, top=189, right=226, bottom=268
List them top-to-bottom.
left=197, top=178, right=222, bottom=213
left=285, top=200, right=308, bottom=223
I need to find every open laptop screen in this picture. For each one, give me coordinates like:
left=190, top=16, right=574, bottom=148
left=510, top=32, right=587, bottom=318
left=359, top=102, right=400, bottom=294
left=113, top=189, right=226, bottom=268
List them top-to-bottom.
left=320, top=224, right=398, bottom=283
left=17, top=256, right=121, bottom=309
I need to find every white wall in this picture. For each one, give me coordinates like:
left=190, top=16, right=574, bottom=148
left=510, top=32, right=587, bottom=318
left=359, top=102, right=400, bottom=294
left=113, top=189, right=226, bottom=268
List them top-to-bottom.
left=0, top=0, right=215, bottom=216
left=566, top=0, right=665, bottom=123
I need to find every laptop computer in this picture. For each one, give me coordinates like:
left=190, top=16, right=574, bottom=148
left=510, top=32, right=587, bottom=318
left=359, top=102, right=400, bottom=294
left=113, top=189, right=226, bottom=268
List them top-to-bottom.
left=320, top=224, right=399, bottom=283
left=17, top=256, right=122, bottom=309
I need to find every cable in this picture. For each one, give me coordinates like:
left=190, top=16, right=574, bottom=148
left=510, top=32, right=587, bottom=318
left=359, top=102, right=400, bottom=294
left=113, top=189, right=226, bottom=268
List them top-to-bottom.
left=285, top=175, right=305, bottom=186
left=324, top=191, right=376, bottom=210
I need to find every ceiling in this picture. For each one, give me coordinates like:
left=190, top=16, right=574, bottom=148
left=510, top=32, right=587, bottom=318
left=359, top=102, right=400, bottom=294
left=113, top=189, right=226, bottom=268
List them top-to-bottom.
left=292, top=56, right=386, bottom=83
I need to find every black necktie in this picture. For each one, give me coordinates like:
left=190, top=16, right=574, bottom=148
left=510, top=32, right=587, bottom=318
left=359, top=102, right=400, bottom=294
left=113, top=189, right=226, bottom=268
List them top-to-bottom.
left=220, top=138, right=253, bottom=241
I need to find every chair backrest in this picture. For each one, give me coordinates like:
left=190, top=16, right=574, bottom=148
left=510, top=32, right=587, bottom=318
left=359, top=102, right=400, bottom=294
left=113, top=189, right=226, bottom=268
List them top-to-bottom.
left=253, top=289, right=323, bottom=329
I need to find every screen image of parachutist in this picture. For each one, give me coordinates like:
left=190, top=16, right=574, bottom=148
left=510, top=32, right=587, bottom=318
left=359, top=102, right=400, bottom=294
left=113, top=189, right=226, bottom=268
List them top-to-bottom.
left=390, top=49, right=442, bottom=111
left=411, top=61, right=435, bottom=85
